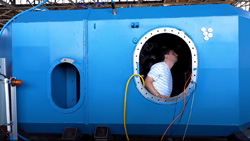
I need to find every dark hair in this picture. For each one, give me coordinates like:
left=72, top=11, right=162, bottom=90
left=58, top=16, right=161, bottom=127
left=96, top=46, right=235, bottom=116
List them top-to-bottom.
left=161, top=46, right=174, bottom=61
left=162, top=48, right=172, bottom=55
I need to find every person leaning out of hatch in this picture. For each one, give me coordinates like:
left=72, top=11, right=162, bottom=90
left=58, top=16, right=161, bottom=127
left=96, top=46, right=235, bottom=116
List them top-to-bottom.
left=145, top=47, right=178, bottom=99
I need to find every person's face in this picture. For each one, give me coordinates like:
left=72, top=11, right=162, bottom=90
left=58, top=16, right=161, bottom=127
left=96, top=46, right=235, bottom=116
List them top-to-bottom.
left=166, top=50, right=178, bottom=63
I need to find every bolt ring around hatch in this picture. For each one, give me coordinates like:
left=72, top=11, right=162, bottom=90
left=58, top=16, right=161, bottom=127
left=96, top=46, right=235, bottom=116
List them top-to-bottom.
left=133, top=27, right=198, bottom=104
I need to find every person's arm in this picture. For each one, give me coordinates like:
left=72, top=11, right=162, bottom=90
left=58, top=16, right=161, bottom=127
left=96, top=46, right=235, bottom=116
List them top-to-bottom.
left=145, top=76, right=161, bottom=97
left=145, top=76, right=169, bottom=99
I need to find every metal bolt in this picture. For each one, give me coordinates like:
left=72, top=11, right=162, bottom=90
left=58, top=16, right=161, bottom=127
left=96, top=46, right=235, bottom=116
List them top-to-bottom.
left=201, top=27, right=206, bottom=32
left=208, top=28, right=213, bottom=32
left=203, top=32, right=208, bottom=36
left=208, top=33, right=213, bottom=38
left=204, top=36, right=209, bottom=41
left=132, top=38, right=138, bottom=44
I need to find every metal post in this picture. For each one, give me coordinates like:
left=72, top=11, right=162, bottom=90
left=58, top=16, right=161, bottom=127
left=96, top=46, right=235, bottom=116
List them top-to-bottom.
left=0, top=58, right=6, bottom=126
left=4, top=78, right=11, bottom=135
left=11, top=82, right=18, bottom=140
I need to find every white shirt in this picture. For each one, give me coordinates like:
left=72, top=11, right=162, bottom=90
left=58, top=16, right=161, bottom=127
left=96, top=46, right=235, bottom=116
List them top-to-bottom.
left=147, top=62, right=172, bottom=97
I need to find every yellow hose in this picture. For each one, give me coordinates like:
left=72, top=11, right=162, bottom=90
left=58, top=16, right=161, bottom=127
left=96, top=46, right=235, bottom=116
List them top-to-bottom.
left=124, top=74, right=145, bottom=141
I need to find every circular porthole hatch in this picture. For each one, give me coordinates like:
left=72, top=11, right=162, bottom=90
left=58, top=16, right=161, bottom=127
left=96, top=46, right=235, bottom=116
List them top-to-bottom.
left=133, top=27, right=198, bottom=104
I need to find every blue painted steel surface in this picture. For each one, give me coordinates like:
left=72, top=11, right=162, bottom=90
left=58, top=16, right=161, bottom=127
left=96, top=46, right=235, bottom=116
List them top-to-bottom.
left=1, top=4, right=250, bottom=136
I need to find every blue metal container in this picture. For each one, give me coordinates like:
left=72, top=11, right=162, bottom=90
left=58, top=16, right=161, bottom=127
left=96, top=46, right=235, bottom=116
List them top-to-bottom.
left=1, top=4, right=250, bottom=137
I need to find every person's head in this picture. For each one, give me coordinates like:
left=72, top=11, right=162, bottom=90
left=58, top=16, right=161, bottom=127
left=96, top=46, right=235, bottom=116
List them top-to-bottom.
left=162, top=48, right=178, bottom=64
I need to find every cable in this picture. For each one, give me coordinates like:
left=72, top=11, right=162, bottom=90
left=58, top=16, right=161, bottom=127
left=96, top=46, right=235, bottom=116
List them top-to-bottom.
left=0, top=0, right=49, bottom=38
left=111, top=0, right=117, bottom=15
left=93, top=2, right=105, bottom=7
left=76, top=4, right=88, bottom=8
left=0, top=73, right=7, bottom=78
left=171, top=73, right=191, bottom=137
left=124, top=74, right=145, bottom=141
left=160, top=75, right=191, bottom=141
left=171, top=82, right=197, bottom=136
left=182, top=83, right=196, bottom=141
left=170, top=97, right=178, bottom=137
left=0, top=126, right=10, bottom=138
left=18, top=133, right=29, bottom=141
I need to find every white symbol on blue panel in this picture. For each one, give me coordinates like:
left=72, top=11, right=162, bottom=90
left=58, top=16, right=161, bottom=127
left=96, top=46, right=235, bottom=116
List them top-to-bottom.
left=201, top=27, right=213, bottom=41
